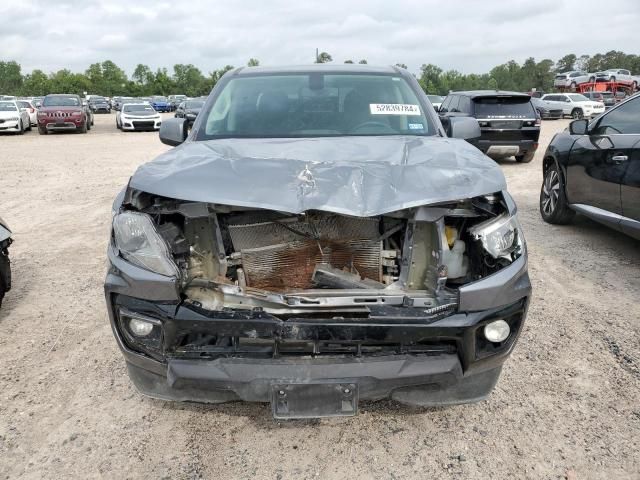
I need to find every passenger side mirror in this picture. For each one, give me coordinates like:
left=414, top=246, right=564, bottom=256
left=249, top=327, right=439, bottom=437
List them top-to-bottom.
left=447, top=116, right=481, bottom=140
left=159, top=117, right=188, bottom=146
left=569, top=119, right=588, bottom=135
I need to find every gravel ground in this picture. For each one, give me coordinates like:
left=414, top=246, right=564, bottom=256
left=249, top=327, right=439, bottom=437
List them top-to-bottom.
left=0, top=114, right=639, bottom=480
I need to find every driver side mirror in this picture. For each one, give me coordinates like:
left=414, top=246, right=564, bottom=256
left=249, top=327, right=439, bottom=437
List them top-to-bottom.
left=447, top=116, right=481, bottom=140
left=159, top=117, right=188, bottom=146
left=569, top=119, right=588, bottom=135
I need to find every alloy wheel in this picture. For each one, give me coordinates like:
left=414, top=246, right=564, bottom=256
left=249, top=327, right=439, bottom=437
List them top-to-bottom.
left=541, top=169, right=560, bottom=216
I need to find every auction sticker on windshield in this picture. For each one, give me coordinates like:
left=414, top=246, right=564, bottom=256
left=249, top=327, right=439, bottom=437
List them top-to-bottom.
left=369, top=104, right=420, bottom=115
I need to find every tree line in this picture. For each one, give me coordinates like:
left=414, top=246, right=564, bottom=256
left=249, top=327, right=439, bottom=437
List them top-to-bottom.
left=1, top=51, right=638, bottom=98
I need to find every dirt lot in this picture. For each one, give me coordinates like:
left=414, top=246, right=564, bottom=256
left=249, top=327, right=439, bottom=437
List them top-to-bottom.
left=0, top=114, right=639, bottom=480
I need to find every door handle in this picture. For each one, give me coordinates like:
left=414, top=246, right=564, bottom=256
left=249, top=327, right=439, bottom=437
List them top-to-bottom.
left=610, top=155, right=628, bottom=164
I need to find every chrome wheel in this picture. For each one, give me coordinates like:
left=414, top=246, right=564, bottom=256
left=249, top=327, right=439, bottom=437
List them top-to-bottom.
left=542, top=169, right=560, bottom=216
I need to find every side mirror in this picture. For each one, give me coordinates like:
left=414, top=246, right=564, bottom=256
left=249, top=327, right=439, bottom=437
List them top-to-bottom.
left=447, top=116, right=481, bottom=140
left=159, top=117, right=188, bottom=146
left=569, top=119, right=588, bottom=135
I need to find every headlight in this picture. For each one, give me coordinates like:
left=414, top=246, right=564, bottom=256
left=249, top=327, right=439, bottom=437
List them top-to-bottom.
left=37, top=111, right=47, bottom=116
left=71, top=111, right=83, bottom=116
left=112, top=211, right=179, bottom=277
left=468, top=213, right=523, bottom=259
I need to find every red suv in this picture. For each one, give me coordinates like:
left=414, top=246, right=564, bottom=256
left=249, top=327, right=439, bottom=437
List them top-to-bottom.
left=38, top=94, right=89, bottom=134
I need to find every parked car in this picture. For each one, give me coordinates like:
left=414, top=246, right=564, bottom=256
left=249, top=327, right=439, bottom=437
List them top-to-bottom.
left=106, top=65, right=530, bottom=418
left=594, top=69, right=637, bottom=88
left=553, top=71, right=595, bottom=89
left=438, top=90, right=540, bottom=163
left=527, top=90, right=546, bottom=98
left=581, top=91, right=616, bottom=109
left=614, top=91, right=628, bottom=103
left=540, top=93, right=640, bottom=240
left=540, top=93, right=605, bottom=119
left=37, top=94, right=90, bottom=134
left=426, top=94, right=444, bottom=109
left=168, top=95, right=188, bottom=111
left=89, top=96, right=111, bottom=113
left=151, top=96, right=171, bottom=112
left=530, top=97, right=562, bottom=120
left=16, top=99, right=38, bottom=126
left=174, top=99, right=205, bottom=125
left=0, top=100, right=31, bottom=134
left=82, top=100, right=95, bottom=130
left=116, top=102, right=162, bottom=131
left=0, top=216, right=12, bottom=308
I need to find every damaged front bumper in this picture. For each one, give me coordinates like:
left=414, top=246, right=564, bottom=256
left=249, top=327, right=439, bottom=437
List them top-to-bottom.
left=105, top=245, right=531, bottom=416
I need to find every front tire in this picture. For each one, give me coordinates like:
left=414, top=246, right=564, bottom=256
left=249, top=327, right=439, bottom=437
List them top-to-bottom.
left=571, top=108, right=583, bottom=119
left=79, top=121, right=88, bottom=134
left=38, top=126, right=47, bottom=135
left=540, top=163, right=575, bottom=225
left=0, top=252, right=10, bottom=309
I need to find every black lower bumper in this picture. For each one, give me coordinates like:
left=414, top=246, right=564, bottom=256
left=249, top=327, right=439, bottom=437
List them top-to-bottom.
left=107, top=293, right=527, bottom=411
left=126, top=353, right=502, bottom=408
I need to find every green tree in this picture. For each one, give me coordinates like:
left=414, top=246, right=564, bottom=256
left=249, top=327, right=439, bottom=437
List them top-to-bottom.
left=315, top=52, right=332, bottom=63
left=555, top=54, right=577, bottom=73
left=247, top=58, right=260, bottom=67
left=344, top=59, right=354, bottom=64
left=358, top=59, right=368, bottom=64
left=0, top=61, right=23, bottom=94
left=395, top=63, right=408, bottom=69
left=173, top=64, right=205, bottom=96
left=20, top=69, right=49, bottom=96
left=487, top=77, right=498, bottom=90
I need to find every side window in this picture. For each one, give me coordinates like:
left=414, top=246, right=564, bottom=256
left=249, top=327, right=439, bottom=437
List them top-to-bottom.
left=622, top=70, right=630, bottom=75
left=570, top=72, right=579, bottom=78
left=448, top=95, right=461, bottom=112
left=560, top=95, right=569, bottom=103
left=439, top=96, right=452, bottom=113
left=457, top=96, right=471, bottom=113
left=593, top=97, right=640, bottom=135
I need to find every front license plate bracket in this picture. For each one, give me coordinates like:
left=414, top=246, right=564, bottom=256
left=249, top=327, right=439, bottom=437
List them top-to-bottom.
left=271, top=382, right=358, bottom=419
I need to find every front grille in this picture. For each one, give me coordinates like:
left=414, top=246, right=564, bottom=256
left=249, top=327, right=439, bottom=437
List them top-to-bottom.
left=51, top=112, right=72, bottom=118
left=132, top=121, right=155, bottom=128
left=226, top=213, right=384, bottom=290
left=172, top=336, right=457, bottom=359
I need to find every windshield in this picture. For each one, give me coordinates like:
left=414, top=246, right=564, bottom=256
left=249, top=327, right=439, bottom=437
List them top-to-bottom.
left=197, top=73, right=433, bottom=139
left=568, top=94, right=589, bottom=102
left=43, top=95, right=80, bottom=107
left=472, top=96, right=535, bottom=118
left=90, top=97, right=106, bottom=102
left=17, top=101, right=31, bottom=108
left=185, top=101, right=204, bottom=109
left=0, top=102, right=17, bottom=111
left=123, top=104, right=155, bottom=113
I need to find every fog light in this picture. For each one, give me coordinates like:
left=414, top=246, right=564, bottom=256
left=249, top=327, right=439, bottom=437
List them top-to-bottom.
left=129, top=318, right=154, bottom=337
left=484, top=320, right=510, bottom=343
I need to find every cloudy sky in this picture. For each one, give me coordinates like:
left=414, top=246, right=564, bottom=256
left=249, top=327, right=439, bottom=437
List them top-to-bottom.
left=1, top=0, right=639, bottom=76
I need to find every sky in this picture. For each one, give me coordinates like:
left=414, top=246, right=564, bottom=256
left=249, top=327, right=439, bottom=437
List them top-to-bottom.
left=1, top=0, right=639, bottom=76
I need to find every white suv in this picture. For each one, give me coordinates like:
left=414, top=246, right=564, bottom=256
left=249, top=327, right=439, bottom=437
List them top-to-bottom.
left=594, top=69, right=637, bottom=87
left=553, top=71, right=594, bottom=89
left=540, top=93, right=605, bottom=119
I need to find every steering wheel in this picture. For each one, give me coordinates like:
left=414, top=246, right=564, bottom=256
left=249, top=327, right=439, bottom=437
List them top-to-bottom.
left=350, top=121, right=396, bottom=134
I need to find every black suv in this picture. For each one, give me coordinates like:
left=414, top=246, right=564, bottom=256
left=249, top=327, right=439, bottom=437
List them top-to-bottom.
left=438, top=91, right=540, bottom=163
left=540, top=93, right=640, bottom=239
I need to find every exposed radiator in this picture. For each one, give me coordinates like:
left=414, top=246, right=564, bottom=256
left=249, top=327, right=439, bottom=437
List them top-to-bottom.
left=226, top=213, right=383, bottom=290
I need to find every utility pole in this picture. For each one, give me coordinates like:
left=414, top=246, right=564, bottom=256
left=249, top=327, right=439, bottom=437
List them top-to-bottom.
left=315, top=48, right=319, bottom=63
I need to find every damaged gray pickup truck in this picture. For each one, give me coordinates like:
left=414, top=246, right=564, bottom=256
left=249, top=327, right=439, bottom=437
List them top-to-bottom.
left=105, top=65, right=531, bottom=418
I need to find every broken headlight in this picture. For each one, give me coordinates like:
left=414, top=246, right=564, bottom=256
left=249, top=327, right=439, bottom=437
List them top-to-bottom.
left=112, top=211, right=179, bottom=277
left=468, top=213, right=523, bottom=259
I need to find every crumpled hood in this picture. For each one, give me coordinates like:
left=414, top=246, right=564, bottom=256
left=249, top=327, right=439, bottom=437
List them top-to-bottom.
left=129, top=136, right=506, bottom=216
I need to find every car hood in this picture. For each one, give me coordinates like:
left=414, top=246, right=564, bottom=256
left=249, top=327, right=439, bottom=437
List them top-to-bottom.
left=39, top=106, right=82, bottom=112
left=0, top=111, right=20, bottom=119
left=122, top=111, right=158, bottom=117
left=129, top=136, right=506, bottom=216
